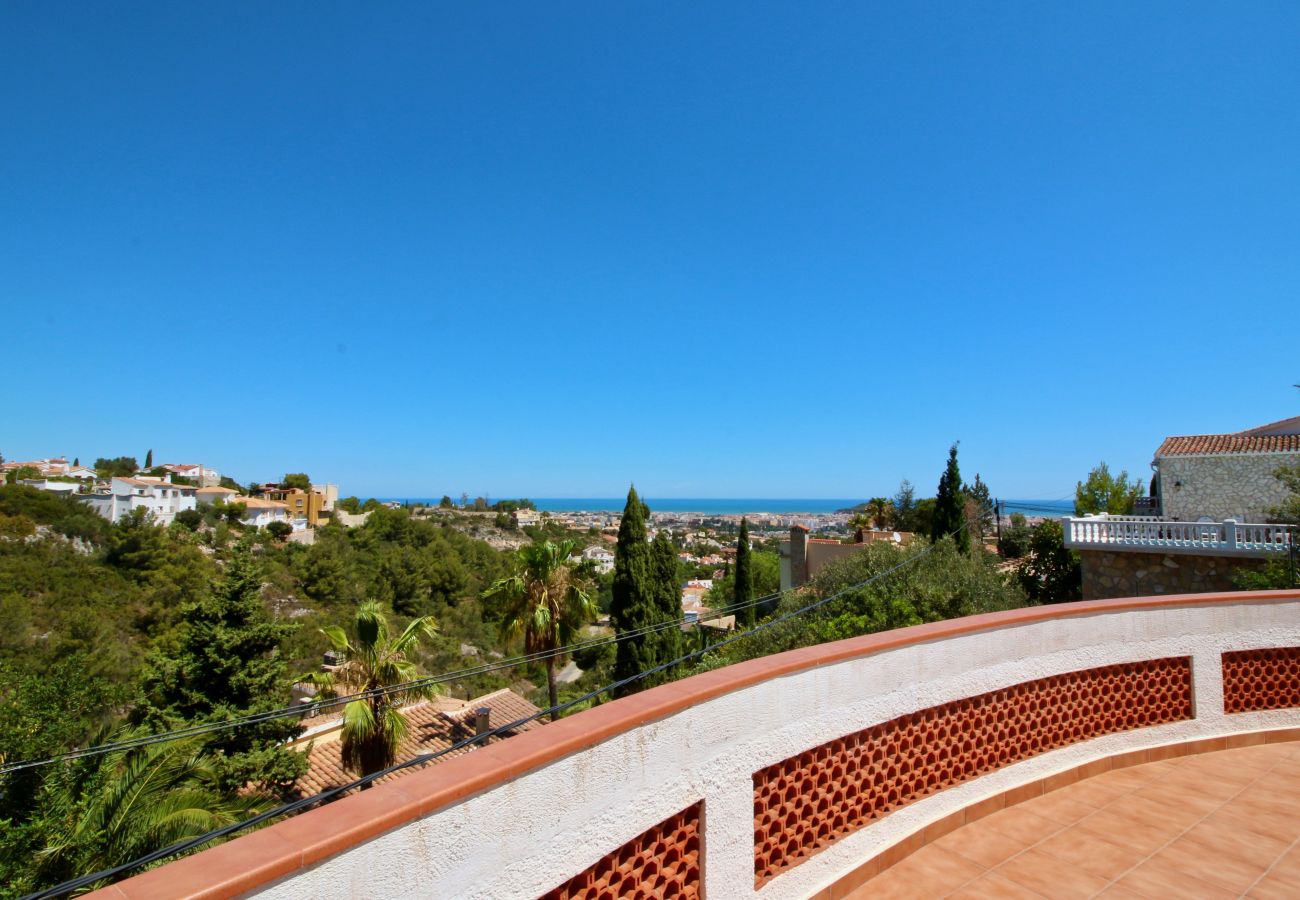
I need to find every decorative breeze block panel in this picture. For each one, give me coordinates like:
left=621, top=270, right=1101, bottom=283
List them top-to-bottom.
left=1223, top=647, right=1300, bottom=713
left=752, top=657, right=1192, bottom=885
left=540, top=802, right=701, bottom=899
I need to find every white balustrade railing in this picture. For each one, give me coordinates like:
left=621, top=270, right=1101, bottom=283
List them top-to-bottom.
left=1063, top=516, right=1294, bottom=556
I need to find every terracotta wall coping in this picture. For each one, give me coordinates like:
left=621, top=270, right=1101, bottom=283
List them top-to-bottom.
left=94, top=589, right=1300, bottom=900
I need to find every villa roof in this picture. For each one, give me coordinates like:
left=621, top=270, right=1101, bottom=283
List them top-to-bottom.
left=1237, top=415, right=1300, bottom=437
left=1155, top=432, right=1300, bottom=457
left=240, top=497, right=288, bottom=509
left=290, top=689, right=542, bottom=798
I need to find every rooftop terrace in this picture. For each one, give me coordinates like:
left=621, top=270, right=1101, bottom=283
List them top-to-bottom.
left=90, top=589, right=1300, bottom=899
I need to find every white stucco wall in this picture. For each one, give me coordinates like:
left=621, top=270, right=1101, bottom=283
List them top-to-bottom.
left=1159, top=452, right=1300, bottom=521
left=250, top=597, right=1300, bottom=900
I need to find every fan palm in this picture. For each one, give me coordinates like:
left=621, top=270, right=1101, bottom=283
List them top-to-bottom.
left=865, top=497, right=894, bottom=530
left=484, top=539, right=596, bottom=720
left=302, top=602, right=439, bottom=784
left=34, top=728, right=263, bottom=892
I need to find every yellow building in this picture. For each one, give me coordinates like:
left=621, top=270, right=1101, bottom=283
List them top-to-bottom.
left=267, top=487, right=326, bottom=526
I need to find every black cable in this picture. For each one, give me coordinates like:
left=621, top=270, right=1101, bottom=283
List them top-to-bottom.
left=26, top=513, right=974, bottom=900
left=0, top=588, right=783, bottom=775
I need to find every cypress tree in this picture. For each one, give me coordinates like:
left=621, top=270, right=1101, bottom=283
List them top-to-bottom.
left=930, top=442, right=969, bottom=553
left=144, top=448, right=153, bottom=469
left=611, top=486, right=654, bottom=695
left=734, top=517, right=755, bottom=627
left=650, top=530, right=683, bottom=686
left=135, top=543, right=306, bottom=794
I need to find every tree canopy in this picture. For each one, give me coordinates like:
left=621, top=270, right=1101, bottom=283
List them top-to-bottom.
left=930, top=443, right=968, bottom=553
left=1074, top=462, right=1143, bottom=516
left=611, top=487, right=654, bottom=695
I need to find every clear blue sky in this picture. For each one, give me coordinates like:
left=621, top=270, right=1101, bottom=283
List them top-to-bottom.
left=2, top=3, right=1297, bottom=499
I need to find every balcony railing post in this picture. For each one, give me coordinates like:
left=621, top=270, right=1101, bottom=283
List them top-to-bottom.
left=1223, top=519, right=1238, bottom=552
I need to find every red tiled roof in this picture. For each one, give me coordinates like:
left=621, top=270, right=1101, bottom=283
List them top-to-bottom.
left=1155, top=433, right=1300, bottom=457
left=290, top=689, right=543, bottom=798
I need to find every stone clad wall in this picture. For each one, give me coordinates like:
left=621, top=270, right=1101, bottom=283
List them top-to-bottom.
left=1159, top=453, right=1299, bottom=521
left=1079, top=549, right=1269, bottom=600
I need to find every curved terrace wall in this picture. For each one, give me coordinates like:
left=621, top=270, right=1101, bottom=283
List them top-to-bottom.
left=95, top=590, right=1300, bottom=900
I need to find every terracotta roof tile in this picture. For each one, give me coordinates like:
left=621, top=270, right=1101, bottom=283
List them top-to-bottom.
left=1155, top=433, right=1300, bottom=457
left=289, top=689, right=543, bottom=798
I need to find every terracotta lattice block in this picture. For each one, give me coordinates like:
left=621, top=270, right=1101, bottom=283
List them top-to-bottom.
left=1223, top=647, right=1300, bottom=713
left=751, top=657, right=1192, bottom=885
left=540, top=802, right=702, bottom=899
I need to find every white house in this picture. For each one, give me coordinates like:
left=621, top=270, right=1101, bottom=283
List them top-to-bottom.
left=3, top=457, right=95, bottom=480
left=158, top=464, right=221, bottom=487
left=78, top=477, right=198, bottom=526
left=17, top=478, right=82, bottom=495
left=195, top=485, right=242, bottom=506
left=239, top=497, right=291, bottom=529
left=514, top=508, right=543, bottom=529
left=582, top=544, right=616, bottom=574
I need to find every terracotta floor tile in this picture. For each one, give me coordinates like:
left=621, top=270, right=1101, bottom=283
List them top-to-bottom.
left=848, top=745, right=1300, bottom=900
left=1178, top=760, right=1267, bottom=789
left=1092, top=766, right=1162, bottom=793
left=1152, top=768, right=1245, bottom=801
left=1064, top=779, right=1130, bottom=808
left=1130, top=783, right=1223, bottom=818
left=1123, top=785, right=1222, bottom=827
left=1234, top=786, right=1300, bottom=818
left=1016, top=791, right=1100, bottom=827
left=1105, top=794, right=1202, bottom=834
left=1204, top=803, right=1300, bottom=844
left=979, top=806, right=1064, bottom=846
left=1074, top=808, right=1180, bottom=856
left=1179, top=819, right=1291, bottom=869
left=933, top=821, right=1029, bottom=869
left=1033, top=826, right=1151, bottom=881
left=1145, top=835, right=1271, bottom=894
left=1269, top=843, right=1300, bottom=881
left=862, top=844, right=985, bottom=898
left=993, top=847, right=1111, bottom=899
left=1112, top=856, right=1238, bottom=900
left=844, top=866, right=935, bottom=900
left=1247, top=867, right=1300, bottom=900
left=945, top=871, right=1047, bottom=899
left=1092, top=884, right=1152, bottom=900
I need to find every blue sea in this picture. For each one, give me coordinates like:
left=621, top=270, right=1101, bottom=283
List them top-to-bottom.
left=380, top=497, right=1075, bottom=516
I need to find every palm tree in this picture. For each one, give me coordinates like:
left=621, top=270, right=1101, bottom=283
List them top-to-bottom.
left=865, top=497, right=894, bottom=530
left=484, top=539, right=597, bottom=721
left=302, top=602, right=439, bottom=784
left=35, top=729, right=262, bottom=892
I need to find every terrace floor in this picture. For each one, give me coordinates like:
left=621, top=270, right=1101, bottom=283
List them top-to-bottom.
left=849, top=740, right=1300, bottom=899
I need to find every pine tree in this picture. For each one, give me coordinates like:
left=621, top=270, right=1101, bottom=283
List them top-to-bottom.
left=930, top=443, right=969, bottom=553
left=144, top=449, right=153, bottom=469
left=611, top=486, right=654, bottom=695
left=733, top=517, right=755, bottom=627
left=649, top=531, right=683, bottom=686
left=135, top=543, right=305, bottom=795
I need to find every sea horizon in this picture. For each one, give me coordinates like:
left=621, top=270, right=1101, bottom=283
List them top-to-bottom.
left=375, top=497, right=1076, bottom=516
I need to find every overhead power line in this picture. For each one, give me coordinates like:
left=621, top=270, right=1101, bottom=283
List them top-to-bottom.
left=26, top=511, right=971, bottom=900
left=0, top=588, right=781, bottom=776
